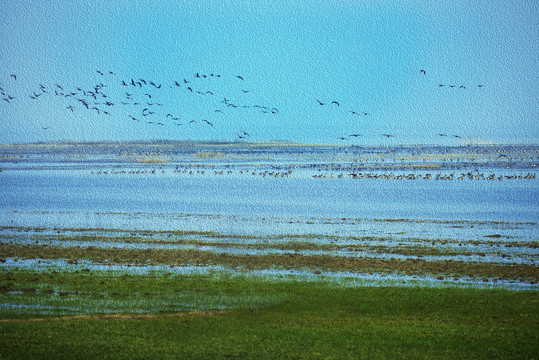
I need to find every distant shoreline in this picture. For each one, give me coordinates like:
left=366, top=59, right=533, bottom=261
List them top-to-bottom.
left=1, top=140, right=538, bottom=149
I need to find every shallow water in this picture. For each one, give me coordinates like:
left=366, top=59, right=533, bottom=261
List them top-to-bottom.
left=1, top=169, right=537, bottom=225
left=2, top=233, right=536, bottom=265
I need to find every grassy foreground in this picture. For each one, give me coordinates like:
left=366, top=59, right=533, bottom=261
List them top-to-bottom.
left=0, top=271, right=537, bottom=359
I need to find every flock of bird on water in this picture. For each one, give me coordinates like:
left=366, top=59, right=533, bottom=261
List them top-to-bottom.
left=1, top=69, right=484, bottom=142
left=89, top=166, right=536, bottom=182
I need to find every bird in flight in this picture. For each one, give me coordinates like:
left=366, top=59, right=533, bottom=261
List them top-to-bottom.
left=420, top=69, right=426, bottom=75
left=10, top=74, right=16, bottom=80
left=236, top=75, right=245, bottom=81
left=316, top=99, right=325, bottom=105
left=331, top=101, right=340, bottom=106
left=202, top=119, right=213, bottom=127
left=349, top=134, right=362, bottom=137
left=382, top=134, right=394, bottom=138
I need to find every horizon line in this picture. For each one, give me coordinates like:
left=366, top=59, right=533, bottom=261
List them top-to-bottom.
left=1, top=139, right=538, bottom=148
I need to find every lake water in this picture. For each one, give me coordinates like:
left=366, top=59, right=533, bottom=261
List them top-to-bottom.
left=0, top=142, right=537, bottom=236
left=0, top=168, right=537, bottom=232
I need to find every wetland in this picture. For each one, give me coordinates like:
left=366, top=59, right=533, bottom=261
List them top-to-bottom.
left=0, top=141, right=537, bottom=358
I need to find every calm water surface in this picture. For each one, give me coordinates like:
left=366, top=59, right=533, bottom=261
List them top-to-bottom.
left=1, top=170, right=537, bottom=225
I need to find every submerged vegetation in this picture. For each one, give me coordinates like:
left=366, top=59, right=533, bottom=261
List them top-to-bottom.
left=1, top=224, right=537, bottom=284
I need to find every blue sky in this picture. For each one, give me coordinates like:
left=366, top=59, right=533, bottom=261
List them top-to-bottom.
left=0, top=0, right=537, bottom=145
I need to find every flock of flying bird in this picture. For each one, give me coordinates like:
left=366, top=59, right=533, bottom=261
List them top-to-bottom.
left=0, top=68, right=483, bottom=142
left=321, top=69, right=484, bottom=141
left=0, top=71, right=281, bottom=140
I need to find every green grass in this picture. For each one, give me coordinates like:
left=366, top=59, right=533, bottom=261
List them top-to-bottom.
left=1, top=270, right=537, bottom=359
